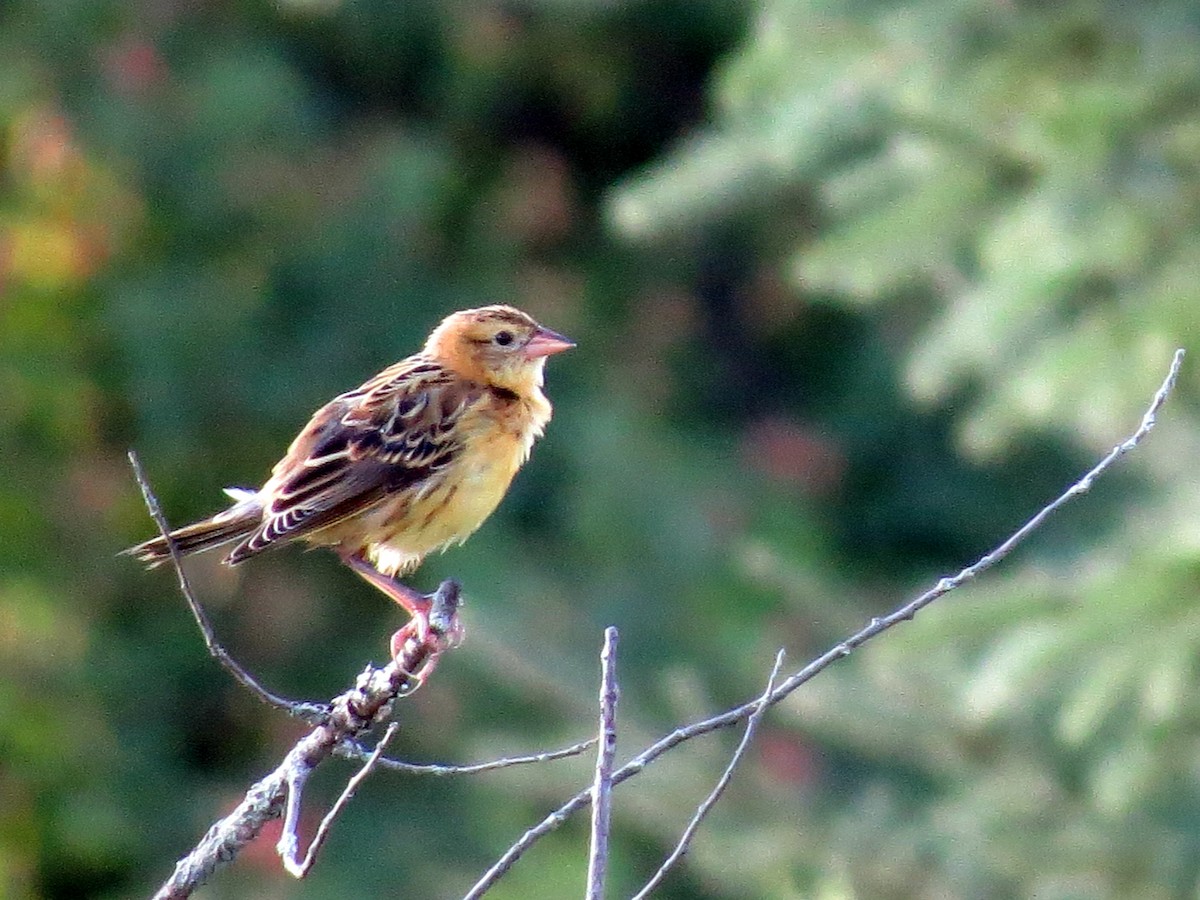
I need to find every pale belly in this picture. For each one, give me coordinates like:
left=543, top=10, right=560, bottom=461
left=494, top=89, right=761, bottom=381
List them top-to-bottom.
left=357, top=433, right=525, bottom=576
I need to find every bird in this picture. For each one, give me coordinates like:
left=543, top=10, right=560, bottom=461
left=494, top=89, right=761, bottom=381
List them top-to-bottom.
left=126, top=305, right=574, bottom=667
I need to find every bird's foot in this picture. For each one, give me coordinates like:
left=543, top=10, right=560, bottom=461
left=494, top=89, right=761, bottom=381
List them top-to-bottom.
left=339, top=552, right=464, bottom=683
left=388, top=587, right=465, bottom=684
left=389, top=618, right=436, bottom=683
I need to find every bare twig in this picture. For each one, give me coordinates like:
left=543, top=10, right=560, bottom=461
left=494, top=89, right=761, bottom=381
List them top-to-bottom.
left=464, top=348, right=1185, bottom=897
left=127, top=451, right=325, bottom=722
left=152, top=581, right=461, bottom=900
left=586, top=627, right=620, bottom=900
left=631, top=650, right=785, bottom=900
left=282, top=722, right=400, bottom=877
left=337, top=736, right=598, bottom=775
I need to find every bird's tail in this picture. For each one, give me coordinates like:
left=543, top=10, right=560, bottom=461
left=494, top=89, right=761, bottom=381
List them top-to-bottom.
left=124, top=488, right=263, bottom=568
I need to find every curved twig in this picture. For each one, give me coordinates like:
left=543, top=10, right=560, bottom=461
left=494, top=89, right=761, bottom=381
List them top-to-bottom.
left=127, top=451, right=325, bottom=722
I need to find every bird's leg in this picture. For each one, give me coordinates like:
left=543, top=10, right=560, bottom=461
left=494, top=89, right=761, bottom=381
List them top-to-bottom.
left=338, top=552, right=440, bottom=678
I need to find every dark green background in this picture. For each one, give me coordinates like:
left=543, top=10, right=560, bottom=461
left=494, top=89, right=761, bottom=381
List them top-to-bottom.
left=3, top=1, right=1199, bottom=897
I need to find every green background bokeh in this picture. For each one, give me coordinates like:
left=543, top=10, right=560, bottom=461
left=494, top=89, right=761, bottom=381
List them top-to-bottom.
left=3, top=1, right=1200, bottom=897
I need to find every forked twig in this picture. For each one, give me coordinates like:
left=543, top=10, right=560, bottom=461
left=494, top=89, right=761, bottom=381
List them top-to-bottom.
left=464, top=349, right=1185, bottom=897
left=631, top=649, right=785, bottom=899
left=281, top=722, right=401, bottom=876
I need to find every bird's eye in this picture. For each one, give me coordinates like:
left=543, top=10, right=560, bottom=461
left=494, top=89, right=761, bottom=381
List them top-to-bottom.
left=493, top=330, right=514, bottom=347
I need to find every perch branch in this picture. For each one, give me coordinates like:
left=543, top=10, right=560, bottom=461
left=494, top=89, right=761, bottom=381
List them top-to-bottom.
left=464, top=348, right=1185, bottom=897
left=151, top=580, right=461, bottom=900
left=585, top=627, right=620, bottom=900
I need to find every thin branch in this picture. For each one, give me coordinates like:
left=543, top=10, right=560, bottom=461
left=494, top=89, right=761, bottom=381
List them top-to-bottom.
left=464, top=348, right=1185, bottom=897
left=127, top=450, right=325, bottom=722
left=152, top=581, right=461, bottom=899
left=586, top=627, right=620, bottom=900
left=631, top=649, right=785, bottom=900
left=282, top=722, right=401, bottom=877
left=336, top=736, right=598, bottom=775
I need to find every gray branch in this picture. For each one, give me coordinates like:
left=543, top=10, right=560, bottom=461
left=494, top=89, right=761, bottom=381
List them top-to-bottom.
left=151, top=581, right=461, bottom=899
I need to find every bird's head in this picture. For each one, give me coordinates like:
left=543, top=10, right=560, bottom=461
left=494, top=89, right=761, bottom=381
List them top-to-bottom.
left=425, top=305, right=575, bottom=392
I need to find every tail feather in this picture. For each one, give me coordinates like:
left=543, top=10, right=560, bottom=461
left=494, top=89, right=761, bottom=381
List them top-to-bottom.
left=124, top=488, right=263, bottom=568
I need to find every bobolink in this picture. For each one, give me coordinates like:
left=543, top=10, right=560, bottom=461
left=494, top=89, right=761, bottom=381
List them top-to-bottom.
left=127, top=305, right=574, bottom=659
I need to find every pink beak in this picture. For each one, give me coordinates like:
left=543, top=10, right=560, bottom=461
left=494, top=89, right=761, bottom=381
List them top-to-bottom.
left=524, top=326, right=576, bottom=359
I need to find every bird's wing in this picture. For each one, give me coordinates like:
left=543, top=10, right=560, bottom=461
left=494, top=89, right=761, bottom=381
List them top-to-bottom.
left=227, top=358, right=482, bottom=563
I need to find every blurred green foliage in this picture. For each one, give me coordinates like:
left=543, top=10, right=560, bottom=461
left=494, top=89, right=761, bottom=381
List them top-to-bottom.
left=2, top=1, right=1199, bottom=898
